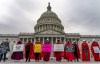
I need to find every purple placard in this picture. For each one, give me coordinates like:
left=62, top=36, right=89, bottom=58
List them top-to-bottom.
left=42, top=44, right=52, bottom=52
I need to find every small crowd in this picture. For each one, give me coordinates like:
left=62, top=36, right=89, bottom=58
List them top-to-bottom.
left=0, top=38, right=100, bottom=62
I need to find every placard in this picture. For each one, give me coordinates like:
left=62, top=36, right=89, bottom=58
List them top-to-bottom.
left=13, top=44, right=24, bottom=52
left=34, top=44, right=41, bottom=53
left=42, top=44, right=52, bottom=52
left=54, top=44, right=64, bottom=51
left=66, top=45, right=75, bottom=52
left=93, top=46, right=100, bottom=53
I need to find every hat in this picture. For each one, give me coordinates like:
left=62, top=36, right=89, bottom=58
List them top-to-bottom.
left=37, top=39, right=40, bottom=41
left=46, top=39, right=49, bottom=41
left=57, top=39, right=60, bottom=41
left=92, top=39, right=95, bottom=41
left=83, top=40, right=86, bottom=42
left=73, top=41, right=76, bottom=42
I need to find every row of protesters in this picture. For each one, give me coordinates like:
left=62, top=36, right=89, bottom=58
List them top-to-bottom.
left=2, top=38, right=100, bottom=62
left=0, top=39, right=80, bottom=62
left=11, top=39, right=52, bottom=62
left=54, top=39, right=80, bottom=62
left=81, top=39, right=100, bottom=61
left=11, top=40, right=34, bottom=62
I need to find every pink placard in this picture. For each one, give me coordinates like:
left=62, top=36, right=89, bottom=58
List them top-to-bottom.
left=42, top=44, right=52, bottom=52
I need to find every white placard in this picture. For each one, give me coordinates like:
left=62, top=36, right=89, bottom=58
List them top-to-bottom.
left=13, top=44, right=24, bottom=52
left=54, top=44, right=64, bottom=52
left=93, top=46, right=100, bottom=53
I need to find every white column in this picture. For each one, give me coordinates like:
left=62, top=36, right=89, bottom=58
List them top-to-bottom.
left=41, top=25, right=42, bottom=30
left=53, top=25, right=54, bottom=29
left=55, top=25, right=57, bottom=30
left=43, top=37, right=44, bottom=44
left=51, top=37, right=53, bottom=44
left=56, top=37, right=57, bottom=43
left=60, top=37, right=61, bottom=43
left=64, top=37, right=66, bottom=44
left=22, top=38, right=24, bottom=43
left=27, top=38, right=28, bottom=42
left=31, top=38, right=32, bottom=42
left=34, top=38, right=36, bottom=44
left=67, top=38, right=69, bottom=42
left=75, top=38, right=76, bottom=42
left=76, top=39, right=78, bottom=44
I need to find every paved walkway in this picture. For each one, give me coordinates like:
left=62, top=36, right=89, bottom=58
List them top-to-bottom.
left=0, top=60, right=100, bottom=64
left=0, top=62, right=100, bottom=64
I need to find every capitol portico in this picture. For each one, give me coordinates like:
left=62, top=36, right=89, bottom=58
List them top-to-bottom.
left=0, top=3, right=100, bottom=53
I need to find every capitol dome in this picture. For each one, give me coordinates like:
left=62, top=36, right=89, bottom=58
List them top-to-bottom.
left=40, top=2, right=58, bottom=19
left=34, top=3, right=64, bottom=34
left=37, top=3, right=61, bottom=24
left=40, top=11, right=58, bottom=19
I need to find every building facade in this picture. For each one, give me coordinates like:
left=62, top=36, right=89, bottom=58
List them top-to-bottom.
left=0, top=3, right=100, bottom=58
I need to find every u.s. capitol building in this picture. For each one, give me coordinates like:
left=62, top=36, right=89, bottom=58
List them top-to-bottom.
left=0, top=3, right=100, bottom=56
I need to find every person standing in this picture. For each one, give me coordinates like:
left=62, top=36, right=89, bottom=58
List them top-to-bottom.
left=34, top=39, right=42, bottom=62
left=42, top=39, right=51, bottom=61
left=54, top=39, right=63, bottom=62
left=91, top=39, right=100, bottom=61
left=0, top=40, right=10, bottom=62
left=11, top=40, right=23, bottom=61
left=81, top=40, right=90, bottom=61
left=25, top=41, right=34, bottom=62
left=64, top=41, right=75, bottom=61
left=72, top=41, right=80, bottom=61
left=0, top=44, right=3, bottom=62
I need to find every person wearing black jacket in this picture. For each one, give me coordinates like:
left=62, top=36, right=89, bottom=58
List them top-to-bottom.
left=0, top=40, right=10, bottom=62
left=25, top=41, right=31, bottom=62
left=72, top=41, right=80, bottom=61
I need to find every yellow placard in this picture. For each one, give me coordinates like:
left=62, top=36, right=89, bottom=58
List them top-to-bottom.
left=34, top=44, right=41, bottom=53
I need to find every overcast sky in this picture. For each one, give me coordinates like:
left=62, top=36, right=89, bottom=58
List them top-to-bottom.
left=0, top=0, right=100, bottom=35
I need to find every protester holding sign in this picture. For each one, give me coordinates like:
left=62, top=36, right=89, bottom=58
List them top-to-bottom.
left=0, top=39, right=10, bottom=62
left=34, top=39, right=42, bottom=62
left=42, top=39, right=52, bottom=61
left=54, top=39, right=63, bottom=61
left=91, top=39, right=100, bottom=61
left=11, top=40, right=23, bottom=61
left=81, top=40, right=90, bottom=61
left=25, top=41, right=34, bottom=62
left=64, top=41, right=75, bottom=61
left=72, top=41, right=80, bottom=61
left=34, top=44, right=41, bottom=53
left=42, top=44, right=52, bottom=52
